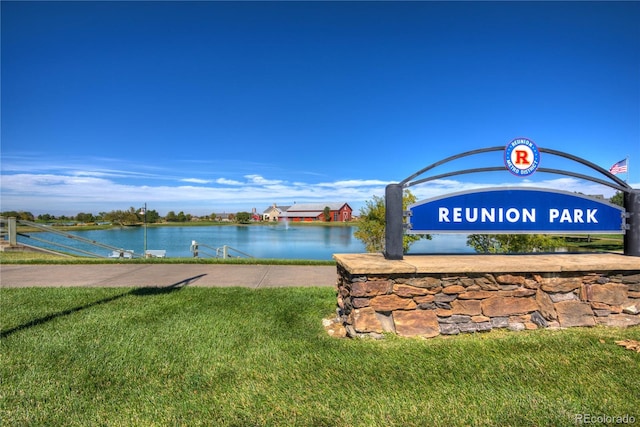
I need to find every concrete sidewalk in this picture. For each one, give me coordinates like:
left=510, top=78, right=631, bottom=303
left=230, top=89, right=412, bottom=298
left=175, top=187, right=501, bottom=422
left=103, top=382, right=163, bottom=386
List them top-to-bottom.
left=0, top=264, right=338, bottom=288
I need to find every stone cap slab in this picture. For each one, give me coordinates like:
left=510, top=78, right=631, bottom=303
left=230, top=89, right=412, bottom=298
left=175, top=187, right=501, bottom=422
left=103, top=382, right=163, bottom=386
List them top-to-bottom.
left=333, top=253, right=640, bottom=275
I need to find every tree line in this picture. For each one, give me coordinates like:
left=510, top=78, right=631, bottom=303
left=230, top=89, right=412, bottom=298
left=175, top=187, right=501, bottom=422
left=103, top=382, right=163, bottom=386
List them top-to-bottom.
left=0, top=208, right=256, bottom=225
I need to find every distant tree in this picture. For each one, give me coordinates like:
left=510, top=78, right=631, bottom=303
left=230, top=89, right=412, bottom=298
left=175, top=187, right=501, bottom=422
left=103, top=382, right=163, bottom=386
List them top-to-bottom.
left=354, top=190, right=430, bottom=253
left=610, top=191, right=624, bottom=207
left=354, top=196, right=386, bottom=252
left=323, top=206, right=331, bottom=222
left=127, top=207, right=141, bottom=223
left=104, top=209, right=139, bottom=226
left=138, top=209, right=160, bottom=223
left=138, top=209, right=160, bottom=224
left=149, top=209, right=161, bottom=223
left=103, top=210, right=122, bottom=225
left=1, top=211, right=35, bottom=221
left=165, top=211, right=178, bottom=222
left=165, top=211, right=189, bottom=222
left=75, top=212, right=95, bottom=223
left=236, top=212, right=252, bottom=224
left=38, top=213, right=54, bottom=222
left=465, top=234, right=495, bottom=254
left=466, top=234, right=561, bottom=254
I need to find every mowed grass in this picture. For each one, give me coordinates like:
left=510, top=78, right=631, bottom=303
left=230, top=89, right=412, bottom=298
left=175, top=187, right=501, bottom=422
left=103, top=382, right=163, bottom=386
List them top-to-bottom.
left=1, top=287, right=639, bottom=426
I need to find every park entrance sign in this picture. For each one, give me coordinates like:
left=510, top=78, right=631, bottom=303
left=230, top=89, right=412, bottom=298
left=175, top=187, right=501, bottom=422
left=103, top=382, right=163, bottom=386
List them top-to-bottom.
left=384, top=138, right=639, bottom=259
left=408, top=188, right=625, bottom=234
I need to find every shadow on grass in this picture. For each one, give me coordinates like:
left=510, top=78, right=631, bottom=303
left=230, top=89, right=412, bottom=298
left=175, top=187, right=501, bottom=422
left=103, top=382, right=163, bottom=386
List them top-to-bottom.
left=1, top=274, right=207, bottom=339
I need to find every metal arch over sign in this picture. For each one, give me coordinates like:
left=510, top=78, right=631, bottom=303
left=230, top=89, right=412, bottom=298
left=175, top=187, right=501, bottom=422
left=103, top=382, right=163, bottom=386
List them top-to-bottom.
left=408, top=187, right=625, bottom=234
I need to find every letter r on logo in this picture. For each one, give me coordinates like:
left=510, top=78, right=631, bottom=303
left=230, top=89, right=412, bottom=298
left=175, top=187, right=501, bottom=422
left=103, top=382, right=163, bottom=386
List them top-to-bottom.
left=514, top=149, right=530, bottom=165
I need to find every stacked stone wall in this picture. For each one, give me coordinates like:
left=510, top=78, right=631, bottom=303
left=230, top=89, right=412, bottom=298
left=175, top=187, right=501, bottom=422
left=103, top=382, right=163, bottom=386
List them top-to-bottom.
left=336, top=265, right=640, bottom=338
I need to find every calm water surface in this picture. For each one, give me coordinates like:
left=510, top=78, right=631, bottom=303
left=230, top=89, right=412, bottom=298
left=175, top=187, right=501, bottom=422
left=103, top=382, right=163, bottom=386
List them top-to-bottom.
left=20, top=224, right=474, bottom=260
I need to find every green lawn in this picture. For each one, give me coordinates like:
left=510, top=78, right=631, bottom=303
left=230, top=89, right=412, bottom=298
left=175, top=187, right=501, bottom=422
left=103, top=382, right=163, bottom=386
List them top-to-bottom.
left=560, top=234, right=624, bottom=252
left=1, top=287, right=639, bottom=426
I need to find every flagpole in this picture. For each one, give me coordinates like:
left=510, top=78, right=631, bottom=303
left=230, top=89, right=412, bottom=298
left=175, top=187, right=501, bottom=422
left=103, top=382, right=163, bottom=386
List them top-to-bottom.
left=626, top=155, right=630, bottom=183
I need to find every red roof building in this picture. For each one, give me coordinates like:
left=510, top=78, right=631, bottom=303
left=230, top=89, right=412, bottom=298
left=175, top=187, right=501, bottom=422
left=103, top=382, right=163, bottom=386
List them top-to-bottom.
left=282, top=202, right=353, bottom=222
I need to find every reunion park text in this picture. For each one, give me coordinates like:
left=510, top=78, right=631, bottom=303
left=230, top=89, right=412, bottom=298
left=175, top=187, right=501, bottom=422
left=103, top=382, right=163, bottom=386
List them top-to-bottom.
left=408, top=188, right=625, bottom=234
left=438, top=207, right=598, bottom=224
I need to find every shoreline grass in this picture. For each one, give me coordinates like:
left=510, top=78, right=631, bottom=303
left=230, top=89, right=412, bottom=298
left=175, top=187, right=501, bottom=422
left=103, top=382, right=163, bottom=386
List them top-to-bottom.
left=0, top=251, right=336, bottom=265
left=1, top=286, right=638, bottom=426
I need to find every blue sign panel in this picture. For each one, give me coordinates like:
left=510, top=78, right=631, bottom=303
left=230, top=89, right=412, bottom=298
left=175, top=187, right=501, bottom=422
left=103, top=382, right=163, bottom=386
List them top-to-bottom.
left=408, top=188, right=625, bottom=234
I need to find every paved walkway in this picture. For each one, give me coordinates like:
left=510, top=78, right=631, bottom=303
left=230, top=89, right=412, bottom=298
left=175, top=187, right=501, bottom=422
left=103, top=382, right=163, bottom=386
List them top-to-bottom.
left=6, top=253, right=636, bottom=289
left=0, top=264, right=338, bottom=288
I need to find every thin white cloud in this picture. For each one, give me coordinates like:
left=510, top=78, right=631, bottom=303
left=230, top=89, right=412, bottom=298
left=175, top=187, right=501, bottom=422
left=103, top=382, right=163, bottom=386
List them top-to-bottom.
left=2, top=155, right=168, bottom=181
left=70, top=169, right=162, bottom=179
left=244, top=174, right=284, bottom=185
left=181, top=178, right=212, bottom=184
left=215, top=178, right=243, bottom=185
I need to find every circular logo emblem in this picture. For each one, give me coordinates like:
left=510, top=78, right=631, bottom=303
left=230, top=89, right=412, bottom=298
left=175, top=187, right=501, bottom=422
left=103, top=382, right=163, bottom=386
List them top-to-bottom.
left=504, top=137, right=540, bottom=177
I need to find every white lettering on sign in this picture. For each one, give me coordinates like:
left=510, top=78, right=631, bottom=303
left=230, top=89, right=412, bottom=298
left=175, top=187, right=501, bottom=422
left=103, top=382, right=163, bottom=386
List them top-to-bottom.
left=437, top=207, right=600, bottom=225
left=438, top=207, right=536, bottom=223
left=439, top=208, right=449, bottom=222
left=549, top=209, right=598, bottom=223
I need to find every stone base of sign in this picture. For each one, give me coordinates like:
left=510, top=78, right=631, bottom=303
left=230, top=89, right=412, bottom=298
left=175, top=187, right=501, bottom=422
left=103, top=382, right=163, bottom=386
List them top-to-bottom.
left=333, top=253, right=640, bottom=339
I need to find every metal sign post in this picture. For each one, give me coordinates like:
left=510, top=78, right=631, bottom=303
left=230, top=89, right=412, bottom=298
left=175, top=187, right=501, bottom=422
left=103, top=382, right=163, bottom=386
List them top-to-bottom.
left=384, top=183, right=404, bottom=260
left=624, top=189, right=640, bottom=256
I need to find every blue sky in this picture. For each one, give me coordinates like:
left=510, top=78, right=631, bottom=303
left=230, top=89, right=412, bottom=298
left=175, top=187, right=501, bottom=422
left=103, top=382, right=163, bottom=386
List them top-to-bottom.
left=2, top=1, right=639, bottom=216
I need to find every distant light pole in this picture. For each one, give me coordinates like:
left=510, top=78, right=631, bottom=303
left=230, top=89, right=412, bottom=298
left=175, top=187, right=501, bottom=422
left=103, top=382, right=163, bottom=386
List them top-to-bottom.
left=139, top=203, right=147, bottom=256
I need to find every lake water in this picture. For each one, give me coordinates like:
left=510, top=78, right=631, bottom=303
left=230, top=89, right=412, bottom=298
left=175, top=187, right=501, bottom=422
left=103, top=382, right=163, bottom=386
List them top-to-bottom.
left=19, top=224, right=475, bottom=260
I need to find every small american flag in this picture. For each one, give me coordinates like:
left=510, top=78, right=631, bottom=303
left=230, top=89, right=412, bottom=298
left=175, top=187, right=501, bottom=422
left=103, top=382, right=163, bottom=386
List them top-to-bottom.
left=609, top=158, right=628, bottom=175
